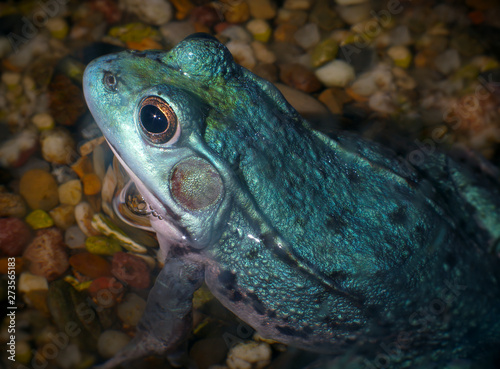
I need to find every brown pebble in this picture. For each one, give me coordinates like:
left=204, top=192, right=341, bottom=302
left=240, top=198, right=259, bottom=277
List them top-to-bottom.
left=274, top=23, right=299, bottom=43
left=279, top=63, right=322, bottom=93
left=19, top=169, right=59, bottom=211
left=82, top=173, right=102, bottom=196
left=0, top=192, right=27, bottom=218
left=0, top=217, right=32, bottom=257
left=23, top=228, right=69, bottom=281
left=69, top=252, right=112, bottom=279
left=111, top=252, right=150, bottom=289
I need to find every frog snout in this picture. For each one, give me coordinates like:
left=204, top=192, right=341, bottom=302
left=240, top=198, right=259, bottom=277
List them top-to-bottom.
left=169, top=157, right=223, bottom=211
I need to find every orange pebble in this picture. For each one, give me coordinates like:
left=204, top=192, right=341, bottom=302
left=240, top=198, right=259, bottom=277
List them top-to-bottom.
left=71, top=155, right=93, bottom=179
left=82, top=173, right=102, bottom=196
left=69, top=252, right=112, bottom=279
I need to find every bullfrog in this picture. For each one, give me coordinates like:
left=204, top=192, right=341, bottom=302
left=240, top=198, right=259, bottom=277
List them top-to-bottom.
left=83, top=33, right=500, bottom=368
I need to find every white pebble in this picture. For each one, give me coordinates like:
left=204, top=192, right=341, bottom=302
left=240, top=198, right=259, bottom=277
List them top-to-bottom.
left=120, top=0, right=172, bottom=25
left=336, top=3, right=371, bottom=24
left=246, top=19, right=271, bottom=39
left=294, top=23, right=320, bottom=49
left=220, top=25, right=252, bottom=43
left=226, top=41, right=256, bottom=70
left=251, top=41, right=276, bottom=64
left=314, top=60, right=355, bottom=87
left=369, top=91, right=395, bottom=114
left=32, top=113, right=55, bottom=131
left=40, top=128, right=75, bottom=165
left=75, top=202, right=100, bottom=237
left=64, top=225, right=87, bottom=249
left=19, top=272, right=48, bottom=293
left=97, top=330, right=131, bottom=358
left=227, top=342, right=272, bottom=369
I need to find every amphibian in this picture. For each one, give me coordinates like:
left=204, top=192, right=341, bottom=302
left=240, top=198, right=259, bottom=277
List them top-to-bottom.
left=83, top=34, right=500, bottom=368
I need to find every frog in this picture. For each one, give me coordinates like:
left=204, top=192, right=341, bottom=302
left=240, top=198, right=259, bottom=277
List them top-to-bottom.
left=83, top=33, right=500, bottom=368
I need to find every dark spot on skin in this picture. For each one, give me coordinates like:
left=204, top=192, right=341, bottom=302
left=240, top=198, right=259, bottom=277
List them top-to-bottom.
left=346, top=169, right=360, bottom=183
left=388, top=206, right=407, bottom=224
left=246, top=249, right=259, bottom=260
left=218, top=270, right=237, bottom=290
left=230, top=290, right=243, bottom=302
left=247, top=292, right=266, bottom=315
left=267, top=310, right=277, bottom=319
left=275, top=325, right=308, bottom=338
left=303, top=326, right=314, bottom=335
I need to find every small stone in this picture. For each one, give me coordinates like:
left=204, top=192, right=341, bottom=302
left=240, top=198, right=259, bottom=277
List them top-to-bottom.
left=120, top=0, right=172, bottom=25
left=169, top=0, right=195, bottom=20
left=220, top=0, right=250, bottom=24
left=247, top=0, right=276, bottom=19
left=284, top=0, right=314, bottom=10
left=310, top=0, right=343, bottom=31
left=335, top=0, right=369, bottom=4
left=336, top=3, right=371, bottom=25
left=191, top=5, right=220, bottom=28
left=275, top=9, right=308, bottom=26
left=45, top=17, right=69, bottom=39
left=246, top=19, right=272, bottom=43
left=160, top=21, right=196, bottom=46
left=274, top=23, right=299, bottom=43
left=294, top=23, right=320, bottom=49
left=220, top=25, right=252, bottom=43
left=389, top=25, right=411, bottom=46
left=450, top=33, right=483, bottom=58
left=310, top=38, right=339, bottom=68
left=226, top=41, right=256, bottom=70
left=251, top=42, right=276, bottom=64
left=387, top=45, right=412, bottom=69
left=434, top=49, right=461, bottom=75
left=314, top=60, right=355, bottom=87
left=253, top=63, right=278, bottom=82
left=279, top=63, right=322, bottom=93
left=393, top=67, right=417, bottom=90
left=49, top=75, right=86, bottom=127
left=318, top=87, right=352, bottom=114
left=368, top=92, right=396, bottom=115
left=32, top=113, right=55, bottom=131
left=40, top=128, right=76, bottom=165
left=0, top=130, right=38, bottom=168
left=71, top=155, right=93, bottom=179
left=20, top=169, right=59, bottom=211
left=82, top=173, right=102, bottom=196
left=59, top=179, right=83, bottom=206
left=0, top=192, right=27, bottom=218
left=75, top=202, right=100, bottom=237
left=49, top=205, right=76, bottom=230
left=25, top=210, right=54, bottom=230
left=0, top=218, right=32, bottom=257
left=65, top=225, right=87, bottom=249
left=23, top=228, right=69, bottom=281
left=86, top=236, right=122, bottom=256
left=69, top=252, right=112, bottom=279
left=111, top=252, right=150, bottom=289
left=19, top=272, right=49, bottom=293
left=89, top=277, right=124, bottom=308
left=117, top=293, right=147, bottom=326
left=98, top=330, right=131, bottom=359
left=190, top=337, right=229, bottom=369
left=227, top=341, right=272, bottom=369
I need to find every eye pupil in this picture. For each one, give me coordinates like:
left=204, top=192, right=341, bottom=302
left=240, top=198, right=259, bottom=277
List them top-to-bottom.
left=138, top=96, right=178, bottom=144
left=140, top=105, right=169, bottom=133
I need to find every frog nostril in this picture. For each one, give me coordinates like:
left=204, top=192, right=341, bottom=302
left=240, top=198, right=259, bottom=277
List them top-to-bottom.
left=103, top=71, right=118, bottom=91
left=139, top=96, right=179, bottom=144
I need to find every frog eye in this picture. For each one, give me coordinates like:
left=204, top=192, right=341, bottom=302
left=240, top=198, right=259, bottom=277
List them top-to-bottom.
left=139, top=96, right=180, bottom=144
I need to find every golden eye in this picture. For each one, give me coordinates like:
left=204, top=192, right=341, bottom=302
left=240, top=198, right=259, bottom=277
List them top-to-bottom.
left=139, top=96, right=179, bottom=144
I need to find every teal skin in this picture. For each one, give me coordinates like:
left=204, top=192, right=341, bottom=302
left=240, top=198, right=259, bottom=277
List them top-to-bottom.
left=83, top=34, right=500, bottom=368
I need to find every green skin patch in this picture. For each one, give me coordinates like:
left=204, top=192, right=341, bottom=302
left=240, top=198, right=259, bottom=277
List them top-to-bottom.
left=83, top=34, right=500, bottom=368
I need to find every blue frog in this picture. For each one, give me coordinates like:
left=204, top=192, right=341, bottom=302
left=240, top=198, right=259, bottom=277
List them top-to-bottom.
left=83, top=34, right=500, bottom=368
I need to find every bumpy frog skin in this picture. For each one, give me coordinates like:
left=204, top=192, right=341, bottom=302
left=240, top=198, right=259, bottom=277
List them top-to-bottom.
left=83, top=34, right=500, bottom=368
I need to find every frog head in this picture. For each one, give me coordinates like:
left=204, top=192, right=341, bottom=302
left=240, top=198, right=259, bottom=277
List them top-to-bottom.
left=83, top=34, right=300, bottom=255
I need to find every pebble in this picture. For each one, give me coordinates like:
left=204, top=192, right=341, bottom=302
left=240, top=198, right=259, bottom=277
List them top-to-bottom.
left=120, top=0, right=172, bottom=25
left=221, top=0, right=250, bottom=24
left=247, top=0, right=277, bottom=20
left=284, top=0, right=314, bottom=10
left=310, top=0, right=344, bottom=31
left=335, top=0, right=370, bottom=4
left=336, top=3, right=372, bottom=25
left=275, top=9, right=308, bottom=27
left=46, top=17, right=69, bottom=40
left=246, top=19, right=272, bottom=43
left=160, top=21, right=196, bottom=46
left=294, top=23, right=320, bottom=49
left=274, top=24, right=299, bottom=43
left=390, top=25, right=412, bottom=46
left=220, top=26, right=252, bottom=43
left=310, top=38, right=339, bottom=68
left=226, top=41, right=256, bottom=70
left=251, top=42, right=276, bottom=64
left=387, top=45, right=412, bottom=69
left=434, top=49, right=461, bottom=75
left=314, top=60, right=356, bottom=87
left=279, top=63, right=322, bottom=93
left=49, top=75, right=86, bottom=127
left=318, top=87, right=352, bottom=115
left=368, top=91, right=396, bottom=115
left=31, top=113, right=55, bottom=131
left=0, top=130, right=38, bottom=168
left=71, top=155, right=93, bottom=179
left=19, top=169, right=59, bottom=211
left=82, top=173, right=102, bottom=196
left=59, top=179, right=83, bottom=206
left=0, top=192, right=27, bottom=218
left=74, top=202, right=100, bottom=237
left=49, top=204, right=76, bottom=230
left=25, top=209, right=55, bottom=230
left=91, top=213, right=148, bottom=253
left=0, top=217, right=32, bottom=257
left=64, top=225, right=87, bottom=249
left=23, top=228, right=69, bottom=281
left=85, top=235, right=122, bottom=255
left=111, top=251, right=150, bottom=289
left=69, top=252, right=112, bottom=279
left=19, top=272, right=49, bottom=293
left=89, top=276, right=124, bottom=308
left=117, top=293, right=147, bottom=326
left=97, top=330, right=131, bottom=359
left=190, top=337, right=229, bottom=369
left=226, top=341, right=272, bottom=369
